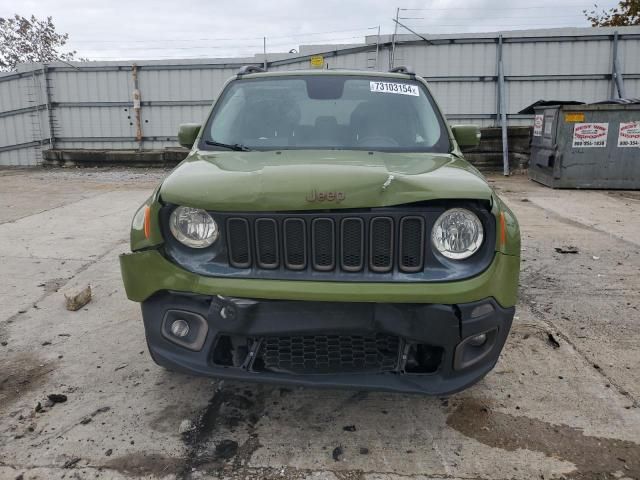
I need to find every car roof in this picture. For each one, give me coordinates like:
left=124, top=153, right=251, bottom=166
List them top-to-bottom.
left=237, top=69, right=418, bottom=81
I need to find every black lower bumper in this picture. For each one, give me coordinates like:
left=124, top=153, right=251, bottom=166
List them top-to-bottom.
left=141, top=292, right=514, bottom=395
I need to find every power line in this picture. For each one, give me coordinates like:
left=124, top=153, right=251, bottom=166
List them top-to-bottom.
left=399, top=3, right=610, bottom=10
left=400, top=14, right=589, bottom=20
left=402, top=22, right=591, bottom=28
left=70, top=27, right=378, bottom=45
left=79, top=34, right=373, bottom=59
left=77, top=35, right=368, bottom=56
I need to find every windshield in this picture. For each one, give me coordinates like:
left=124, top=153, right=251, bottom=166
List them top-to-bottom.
left=201, top=75, right=450, bottom=153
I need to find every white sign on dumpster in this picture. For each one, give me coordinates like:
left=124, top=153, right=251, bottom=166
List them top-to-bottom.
left=533, top=114, right=544, bottom=136
left=617, top=121, right=640, bottom=147
left=572, top=123, right=608, bottom=148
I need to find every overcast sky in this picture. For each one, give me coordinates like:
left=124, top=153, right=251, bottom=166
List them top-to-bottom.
left=0, top=0, right=619, bottom=61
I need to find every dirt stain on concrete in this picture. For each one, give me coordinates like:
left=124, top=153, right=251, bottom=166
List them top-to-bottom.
left=41, top=277, right=69, bottom=294
left=0, top=352, right=56, bottom=410
left=178, top=383, right=269, bottom=479
left=447, top=397, right=639, bottom=479
left=149, top=403, right=202, bottom=434
left=104, top=452, right=182, bottom=477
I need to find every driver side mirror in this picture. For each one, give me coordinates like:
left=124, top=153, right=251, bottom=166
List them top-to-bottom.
left=178, top=123, right=201, bottom=149
left=451, top=125, right=481, bottom=148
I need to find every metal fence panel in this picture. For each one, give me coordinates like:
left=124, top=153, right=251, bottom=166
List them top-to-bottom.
left=0, top=26, right=639, bottom=166
left=505, top=39, right=613, bottom=76
left=397, top=42, right=498, bottom=77
left=138, top=67, right=234, bottom=101
left=51, top=69, right=132, bottom=103
left=0, top=76, right=35, bottom=112
left=428, top=80, right=497, bottom=117
left=141, top=105, right=212, bottom=136
left=54, top=106, right=136, bottom=138
left=0, top=112, right=34, bottom=148
left=0, top=147, right=40, bottom=166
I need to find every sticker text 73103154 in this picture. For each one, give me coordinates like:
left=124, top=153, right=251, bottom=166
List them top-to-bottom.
left=370, top=82, right=419, bottom=96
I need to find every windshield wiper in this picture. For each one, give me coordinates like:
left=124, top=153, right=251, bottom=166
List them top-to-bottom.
left=204, top=140, right=252, bottom=151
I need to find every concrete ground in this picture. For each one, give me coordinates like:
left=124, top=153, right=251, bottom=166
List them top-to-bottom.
left=0, top=168, right=638, bottom=480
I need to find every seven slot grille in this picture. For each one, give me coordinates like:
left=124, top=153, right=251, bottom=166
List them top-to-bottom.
left=226, top=214, right=427, bottom=273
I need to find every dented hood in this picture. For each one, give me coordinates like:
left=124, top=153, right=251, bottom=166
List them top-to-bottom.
left=159, top=150, right=493, bottom=211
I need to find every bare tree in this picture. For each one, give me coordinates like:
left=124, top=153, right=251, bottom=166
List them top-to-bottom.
left=584, top=0, right=640, bottom=26
left=0, top=14, right=82, bottom=71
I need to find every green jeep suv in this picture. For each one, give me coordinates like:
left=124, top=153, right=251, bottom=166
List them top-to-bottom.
left=120, top=66, right=520, bottom=394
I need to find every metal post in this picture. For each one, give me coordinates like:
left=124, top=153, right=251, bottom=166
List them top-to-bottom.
left=390, top=7, right=399, bottom=69
left=375, top=25, right=381, bottom=70
left=611, top=31, right=626, bottom=99
left=497, top=35, right=509, bottom=176
left=263, top=37, right=268, bottom=70
left=42, top=64, right=55, bottom=150
left=131, top=64, right=143, bottom=147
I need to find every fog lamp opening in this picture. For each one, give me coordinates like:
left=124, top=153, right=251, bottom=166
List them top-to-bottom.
left=161, top=309, right=208, bottom=351
left=170, top=319, right=190, bottom=338
left=454, top=328, right=499, bottom=371
left=468, top=333, right=487, bottom=347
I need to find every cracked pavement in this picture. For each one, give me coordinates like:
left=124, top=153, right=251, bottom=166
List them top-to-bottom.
left=0, top=168, right=639, bottom=480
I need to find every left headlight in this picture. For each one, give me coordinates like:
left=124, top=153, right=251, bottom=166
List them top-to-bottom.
left=169, top=206, right=219, bottom=248
left=432, top=208, right=484, bottom=259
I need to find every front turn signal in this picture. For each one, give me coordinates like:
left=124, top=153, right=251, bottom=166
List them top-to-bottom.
left=144, top=205, right=151, bottom=239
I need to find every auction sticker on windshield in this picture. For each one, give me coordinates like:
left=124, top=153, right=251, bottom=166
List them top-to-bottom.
left=370, top=81, right=419, bottom=96
left=617, top=121, right=640, bottom=147
left=572, top=123, right=608, bottom=148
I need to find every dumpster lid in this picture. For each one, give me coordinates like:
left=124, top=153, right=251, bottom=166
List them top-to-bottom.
left=591, top=98, right=640, bottom=105
left=518, top=100, right=584, bottom=114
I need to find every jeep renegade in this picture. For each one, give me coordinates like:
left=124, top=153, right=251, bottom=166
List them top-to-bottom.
left=119, top=66, right=520, bottom=395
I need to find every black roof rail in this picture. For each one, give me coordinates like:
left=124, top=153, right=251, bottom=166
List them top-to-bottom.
left=237, top=65, right=266, bottom=76
left=389, top=65, right=415, bottom=75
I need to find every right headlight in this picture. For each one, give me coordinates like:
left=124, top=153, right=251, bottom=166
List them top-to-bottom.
left=169, top=206, right=219, bottom=248
left=431, top=208, right=484, bottom=259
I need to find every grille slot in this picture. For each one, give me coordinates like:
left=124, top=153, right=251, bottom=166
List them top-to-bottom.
left=222, top=212, right=437, bottom=274
left=399, top=216, right=425, bottom=272
left=341, top=217, right=364, bottom=272
left=369, top=217, right=394, bottom=272
left=226, top=218, right=251, bottom=268
left=255, top=218, right=279, bottom=269
left=283, top=218, right=307, bottom=270
left=312, top=218, right=335, bottom=271
left=255, top=334, right=400, bottom=374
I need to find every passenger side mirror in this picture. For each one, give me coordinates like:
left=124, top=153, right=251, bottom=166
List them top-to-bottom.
left=178, top=123, right=201, bottom=149
left=451, top=125, right=481, bottom=148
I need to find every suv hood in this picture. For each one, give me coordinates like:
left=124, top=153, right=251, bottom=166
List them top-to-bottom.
left=160, top=150, right=493, bottom=211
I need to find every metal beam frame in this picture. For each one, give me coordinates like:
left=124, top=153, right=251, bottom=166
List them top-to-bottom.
left=610, top=31, right=627, bottom=99
left=497, top=35, right=509, bottom=176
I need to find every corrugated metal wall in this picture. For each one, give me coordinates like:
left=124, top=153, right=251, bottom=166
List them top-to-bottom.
left=1, top=26, right=638, bottom=166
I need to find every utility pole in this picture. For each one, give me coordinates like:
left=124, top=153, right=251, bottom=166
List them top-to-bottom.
left=390, top=7, right=399, bottom=69
left=376, top=25, right=381, bottom=70
left=497, top=35, right=509, bottom=176
left=263, top=37, right=267, bottom=70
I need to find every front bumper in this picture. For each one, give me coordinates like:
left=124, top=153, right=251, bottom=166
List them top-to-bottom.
left=121, top=249, right=518, bottom=394
left=119, top=250, right=520, bottom=307
left=141, top=292, right=514, bottom=395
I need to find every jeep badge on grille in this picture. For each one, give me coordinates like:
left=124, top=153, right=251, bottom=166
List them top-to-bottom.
left=306, top=190, right=345, bottom=203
